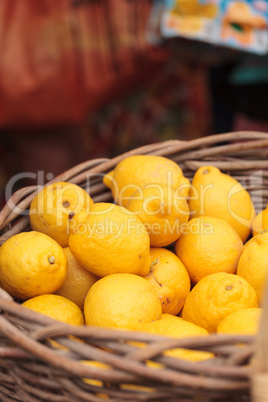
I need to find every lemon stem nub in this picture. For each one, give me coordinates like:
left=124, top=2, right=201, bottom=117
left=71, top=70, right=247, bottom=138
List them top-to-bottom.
left=63, top=201, right=70, bottom=208
left=68, top=211, right=75, bottom=219
left=48, top=256, right=55, bottom=264
left=150, top=258, right=159, bottom=269
left=225, top=285, right=232, bottom=290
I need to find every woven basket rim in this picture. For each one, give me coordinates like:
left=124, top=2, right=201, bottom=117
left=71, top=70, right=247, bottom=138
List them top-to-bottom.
left=1, top=131, right=268, bottom=401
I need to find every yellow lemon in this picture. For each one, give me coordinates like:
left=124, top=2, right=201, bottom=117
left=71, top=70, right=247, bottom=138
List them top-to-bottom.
left=103, top=155, right=190, bottom=207
left=188, top=166, right=255, bottom=242
left=30, top=182, right=94, bottom=247
left=127, top=184, right=189, bottom=247
left=69, top=203, right=150, bottom=277
left=252, top=204, right=268, bottom=236
left=174, top=216, right=243, bottom=284
left=0, top=231, right=67, bottom=300
left=237, top=231, right=268, bottom=305
left=55, top=247, right=98, bottom=310
left=143, top=248, right=190, bottom=315
left=182, top=272, right=258, bottom=333
left=84, top=273, right=162, bottom=330
left=22, top=294, right=84, bottom=325
left=217, top=308, right=262, bottom=335
left=140, top=315, right=213, bottom=362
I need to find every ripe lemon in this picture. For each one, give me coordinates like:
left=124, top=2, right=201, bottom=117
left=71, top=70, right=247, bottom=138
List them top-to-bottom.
left=103, top=155, right=190, bottom=207
left=188, top=166, right=255, bottom=242
left=30, top=182, right=94, bottom=247
left=126, top=184, right=189, bottom=247
left=69, top=203, right=150, bottom=277
left=252, top=203, right=268, bottom=236
left=174, top=216, right=243, bottom=284
left=237, top=230, right=268, bottom=305
left=0, top=231, right=67, bottom=300
left=55, top=247, right=98, bottom=310
left=143, top=248, right=190, bottom=315
left=182, top=272, right=258, bottom=333
left=84, top=273, right=162, bottom=330
left=22, top=294, right=84, bottom=325
left=217, top=308, right=262, bottom=335
left=140, top=314, right=213, bottom=362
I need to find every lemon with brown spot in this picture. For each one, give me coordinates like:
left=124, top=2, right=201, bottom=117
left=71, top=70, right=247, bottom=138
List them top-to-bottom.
left=103, top=155, right=190, bottom=207
left=30, top=182, right=94, bottom=247
left=69, top=203, right=151, bottom=277
left=0, top=231, right=67, bottom=300
left=143, top=248, right=190, bottom=315
left=182, top=272, right=258, bottom=333
left=84, top=273, right=162, bottom=330
left=22, top=294, right=84, bottom=325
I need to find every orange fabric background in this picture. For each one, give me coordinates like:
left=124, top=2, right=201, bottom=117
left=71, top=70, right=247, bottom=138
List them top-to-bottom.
left=0, top=0, right=167, bottom=128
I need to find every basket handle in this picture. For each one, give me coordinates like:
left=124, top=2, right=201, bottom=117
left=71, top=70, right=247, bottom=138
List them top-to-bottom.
left=252, top=280, right=268, bottom=401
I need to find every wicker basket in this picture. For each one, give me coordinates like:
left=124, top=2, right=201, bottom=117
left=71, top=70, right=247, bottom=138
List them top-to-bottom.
left=1, top=131, right=268, bottom=402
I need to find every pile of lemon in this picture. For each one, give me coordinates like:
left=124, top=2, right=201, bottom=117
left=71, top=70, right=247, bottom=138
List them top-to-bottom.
left=0, top=155, right=267, bottom=363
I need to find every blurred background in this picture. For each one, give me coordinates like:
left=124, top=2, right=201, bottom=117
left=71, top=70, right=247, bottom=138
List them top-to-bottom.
left=0, top=0, right=268, bottom=205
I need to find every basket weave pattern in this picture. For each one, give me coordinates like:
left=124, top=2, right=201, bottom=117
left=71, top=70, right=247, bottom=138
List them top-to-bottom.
left=1, top=132, right=268, bottom=401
